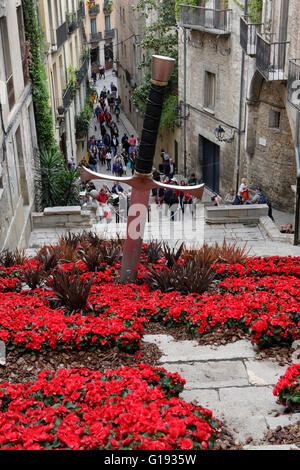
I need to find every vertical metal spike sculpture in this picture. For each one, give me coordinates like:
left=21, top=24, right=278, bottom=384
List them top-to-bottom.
left=81, top=55, right=204, bottom=283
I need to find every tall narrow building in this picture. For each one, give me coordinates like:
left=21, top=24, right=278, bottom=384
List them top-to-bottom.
left=0, top=0, right=38, bottom=249
left=37, top=0, right=90, bottom=163
left=84, top=0, right=118, bottom=75
left=177, top=0, right=300, bottom=227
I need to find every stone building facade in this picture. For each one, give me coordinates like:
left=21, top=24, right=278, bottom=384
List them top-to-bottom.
left=0, top=0, right=38, bottom=250
left=84, top=0, right=118, bottom=74
left=113, top=0, right=145, bottom=130
left=114, top=0, right=180, bottom=169
left=177, top=0, right=300, bottom=216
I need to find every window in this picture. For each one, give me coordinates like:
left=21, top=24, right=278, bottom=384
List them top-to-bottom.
left=48, top=0, right=55, bottom=44
left=54, top=0, right=59, bottom=28
left=17, top=5, right=29, bottom=86
left=105, top=15, right=111, bottom=31
left=0, top=17, right=15, bottom=109
left=90, top=18, right=97, bottom=35
left=204, top=71, right=215, bottom=110
left=269, top=110, right=281, bottom=128
left=15, top=126, right=29, bottom=205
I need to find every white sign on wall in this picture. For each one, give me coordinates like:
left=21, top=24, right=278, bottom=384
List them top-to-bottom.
left=259, top=137, right=267, bottom=147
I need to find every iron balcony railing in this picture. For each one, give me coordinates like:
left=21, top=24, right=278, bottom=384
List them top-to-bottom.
left=77, top=3, right=85, bottom=20
left=88, top=4, right=100, bottom=15
left=179, top=4, right=231, bottom=34
left=66, top=13, right=78, bottom=34
left=240, top=16, right=263, bottom=56
left=55, top=22, right=68, bottom=50
left=104, top=29, right=115, bottom=39
left=90, top=31, right=102, bottom=42
left=256, top=33, right=289, bottom=81
left=76, top=57, right=89, bottom=86
left=287, top=59, right=300, bottom=110
left=62, top=83, right=74, bottom=109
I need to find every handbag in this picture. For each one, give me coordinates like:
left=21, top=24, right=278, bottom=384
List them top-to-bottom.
left=103, top=204, right=111, bottom=220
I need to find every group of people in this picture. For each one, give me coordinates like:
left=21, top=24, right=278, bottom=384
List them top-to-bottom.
left=91, top=65, right=106, bottom=84
left=81, top=80, right=139, bottom=179
left=152, top=167, right=196, bottom=220
left=210, top=178, right=273, bottom=221
left=82, top=179, right=129, bottom=223
left=214, top=179, right=268, bottom=206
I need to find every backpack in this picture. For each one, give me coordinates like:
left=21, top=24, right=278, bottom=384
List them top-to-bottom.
left=259, top=194, right=267, bottom=204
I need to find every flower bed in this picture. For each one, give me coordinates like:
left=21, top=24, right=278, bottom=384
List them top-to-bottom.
left=1, top=243, right=300, bottom=450
left=0, top=252, right=299, bottom=352
left=273, top=363, right=300, bottom=409
left=0, top=364, right=221, bottom=450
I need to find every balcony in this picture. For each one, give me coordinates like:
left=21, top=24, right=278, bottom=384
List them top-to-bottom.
left=103, top=0, right=113, bottom=14
left=77, top=2, right=85, bottom=20
left=88, top=3, right=100, bottom=15
left=179, top=4, right=231, bottom=36
left=66, top=12, right=78, bottom=34
left=240, top=16, right=263, bottom=56
left=52, top=22, right=68, bottom=51
left=104, top=29, right=115, bottom=39
left=90, top=32, right=102, bottom=43
left=256, top=33, right=289, bottom=81
left=76, top=57, right=89, bottom=86
left=287, top=59, right=300, bottom=110
left=62, top=83, right=75, bottom=109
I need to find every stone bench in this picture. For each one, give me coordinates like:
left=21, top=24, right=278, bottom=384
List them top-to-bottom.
left=205, top=204, right=269, bottom=224
left=32, top=206, right=93, bottom=229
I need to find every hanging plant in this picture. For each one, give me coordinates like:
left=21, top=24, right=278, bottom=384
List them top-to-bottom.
left=22, top=0, right=55, bottom=150
left=103, top=0, right=113, bottom=14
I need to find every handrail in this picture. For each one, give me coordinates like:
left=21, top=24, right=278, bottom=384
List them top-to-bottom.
left=179, top=4, right=231, bottom=12
left=256, top=32, right=289, bottom=46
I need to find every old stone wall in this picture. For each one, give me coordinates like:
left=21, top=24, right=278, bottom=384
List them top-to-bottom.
left=177, top=0, right=246, bottom=194
left=245, top=81, right=295, bottom=211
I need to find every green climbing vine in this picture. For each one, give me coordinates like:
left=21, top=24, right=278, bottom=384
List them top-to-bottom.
left=22, top=0, right=55, bottom=150
left=132, top=0, right=179, bottom=134
left=175, top=0, right=198, bottom=20
left=232, top=0, right=263, bottom=23
left=248, top=0, right=263, bottom=23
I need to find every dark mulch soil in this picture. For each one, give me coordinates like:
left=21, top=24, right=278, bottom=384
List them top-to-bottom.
left=0, top=321, right=298, bottom=450
left=260, top=421, right=300, bottom=446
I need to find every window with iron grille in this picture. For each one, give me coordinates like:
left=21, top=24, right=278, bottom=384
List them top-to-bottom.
left=269, top=110, right=281, bottom=128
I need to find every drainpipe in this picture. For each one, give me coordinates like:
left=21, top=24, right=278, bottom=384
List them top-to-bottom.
left=235, top=0, right=248, bottom=194
left=183, top=27, right=187, bottom=178
left=294, top=110, right=300, bottom=245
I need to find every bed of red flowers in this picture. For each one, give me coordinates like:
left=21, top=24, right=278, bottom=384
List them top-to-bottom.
left=0, top=243, right=300, bottom=450
left=0, top=364, right=221, bottom=450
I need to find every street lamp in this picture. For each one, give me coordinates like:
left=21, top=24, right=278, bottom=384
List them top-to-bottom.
left=173, top=104, right=190, bottom=126
left=214, top=124, right=235, bottom=143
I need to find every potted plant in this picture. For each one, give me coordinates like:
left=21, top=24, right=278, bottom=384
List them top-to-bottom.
left=103, top=0, right=113, bottom=14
